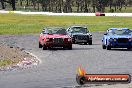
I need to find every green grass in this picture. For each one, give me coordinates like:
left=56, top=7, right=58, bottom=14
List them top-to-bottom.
left=0, top=14, right=132, bottom=34
left=0, top=59, right=16, bottom=67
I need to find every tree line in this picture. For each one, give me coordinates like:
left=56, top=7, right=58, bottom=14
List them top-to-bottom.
left=0, top=0, right=132, bottom=12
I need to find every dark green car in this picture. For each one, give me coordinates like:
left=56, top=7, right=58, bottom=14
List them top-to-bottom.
left=66, top=26, right=92, bottom=45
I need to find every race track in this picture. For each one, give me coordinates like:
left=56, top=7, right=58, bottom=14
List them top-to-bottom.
left=0, top=33, right=132, bottom=88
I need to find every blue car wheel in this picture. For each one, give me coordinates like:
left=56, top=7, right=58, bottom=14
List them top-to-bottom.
left=102, top=45, right=106, bottom=49
left=107, top=46, right=111, bottom=50
left=127, top=47, right=131, bottom=50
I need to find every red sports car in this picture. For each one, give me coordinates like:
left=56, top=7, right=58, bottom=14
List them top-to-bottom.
left=39, top=27, right=72, bottom=50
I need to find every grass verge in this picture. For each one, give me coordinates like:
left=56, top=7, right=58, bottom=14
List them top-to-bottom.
left=0, top=14, right=132, bottom=34
left=0, top=59, right=17, bottom=67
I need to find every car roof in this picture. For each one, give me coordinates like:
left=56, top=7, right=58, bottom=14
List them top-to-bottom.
left=70, top=26, right=87, bottom=28
left=43, top=27, right=65, bottom=30
left=108, top=28, right=129, bottom=30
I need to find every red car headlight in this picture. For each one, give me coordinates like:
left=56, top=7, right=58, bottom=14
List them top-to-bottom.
left=46, top=38, right=53, bottom=42
left=46, top=38, right=50, bottom=42
left=64, top=38, right=72, bottom=42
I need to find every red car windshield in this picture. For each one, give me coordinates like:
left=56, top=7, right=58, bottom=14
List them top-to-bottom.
left=45, top=28, right=66, bottom=35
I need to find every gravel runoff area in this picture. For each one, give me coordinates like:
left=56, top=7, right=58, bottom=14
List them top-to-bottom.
left=0, top=33, right=132, bottom=88
left=0, top=44, right=39, bottom=71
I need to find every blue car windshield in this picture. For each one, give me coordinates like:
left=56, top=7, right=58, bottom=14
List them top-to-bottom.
left=71, top=27, right=88, bottom=33
left=108, top=29, right=132, bottom=35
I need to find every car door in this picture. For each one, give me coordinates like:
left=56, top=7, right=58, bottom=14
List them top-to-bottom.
left=102, top=33, right=108, bottom=45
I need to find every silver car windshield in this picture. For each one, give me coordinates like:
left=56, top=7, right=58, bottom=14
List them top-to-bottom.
left=71, top=27, right=88, bottom=33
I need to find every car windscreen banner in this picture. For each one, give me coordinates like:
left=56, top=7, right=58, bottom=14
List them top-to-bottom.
left=76, top=67, right=131, bottom=85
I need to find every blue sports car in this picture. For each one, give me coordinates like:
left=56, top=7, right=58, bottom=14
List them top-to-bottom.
left=102, top=28, right=132, bottom=50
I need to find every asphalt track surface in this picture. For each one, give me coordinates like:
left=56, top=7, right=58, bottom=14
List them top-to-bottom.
left=0, top=33, right=132, bottom=88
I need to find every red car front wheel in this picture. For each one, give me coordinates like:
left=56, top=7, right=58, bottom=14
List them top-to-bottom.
left=39, top=42, right=43, bottom=48
left=43, top=45, right=47, bottom=50
left=68, top=45, right=72, bottom=50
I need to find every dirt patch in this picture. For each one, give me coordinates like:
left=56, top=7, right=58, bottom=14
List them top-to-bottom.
left=0, top=45, right=39, bottom=71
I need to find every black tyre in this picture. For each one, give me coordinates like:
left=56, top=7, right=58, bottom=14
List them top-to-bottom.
left=72, top=38, right=76, bottom=44
left=73, top=40, right=77, bottom=44
left=89, top=40, right=92, bottom=45
left=72, top=41, right=75, bottom=44
left=39, top=42, right=43, bottom=48
left=84, top=42, right=87, bottom=45
left=42, top=45, right=47, bottom=50
left=68, top=45, right=72, bottom=50
left=102, top=45, right=106, bottom=49
left=107, top=46, right=111, bottom=50
left=48, top=47, right=52, bottom=50
left=127, top=47, right=131, bottom=50
left=76, top=75, right=86, bottom=85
